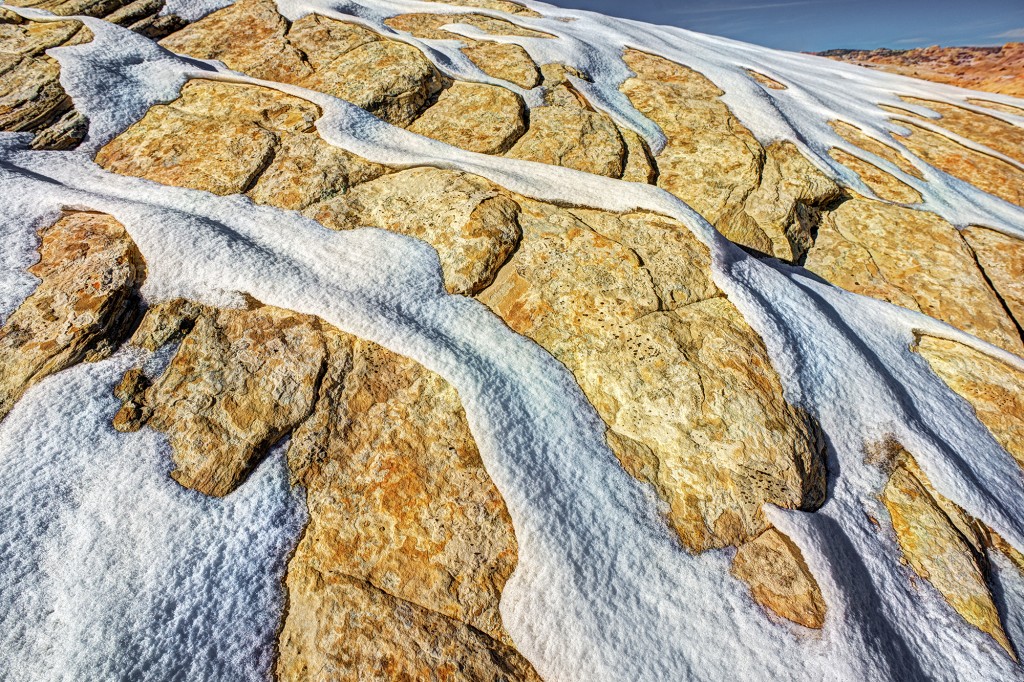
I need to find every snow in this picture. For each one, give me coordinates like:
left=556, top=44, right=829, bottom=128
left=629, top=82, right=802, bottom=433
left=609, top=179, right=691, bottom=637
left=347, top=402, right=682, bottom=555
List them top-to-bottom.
left=1, top=1, right=1024, bottom=680
left=0, top=349, right=306, bottom=681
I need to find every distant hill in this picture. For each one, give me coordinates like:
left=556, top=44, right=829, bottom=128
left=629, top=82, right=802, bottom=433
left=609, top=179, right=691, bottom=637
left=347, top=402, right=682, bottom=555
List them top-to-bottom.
left=813, top=43, right=1024, bottom=96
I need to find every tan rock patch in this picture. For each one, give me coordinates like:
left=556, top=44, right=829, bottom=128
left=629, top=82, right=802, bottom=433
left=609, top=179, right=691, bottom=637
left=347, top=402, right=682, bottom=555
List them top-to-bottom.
left=162, top=0, right=443, bottom=127
left=461, top=40, right=540, bottom=88
left=622, top=49, right=838, bottom=261
left=96, top=79, right=386, bottom=207
left=409, top=81, right=526, bottom=154
left=898, top=96, right=1024, bottom=165
left=506, top=104, right=626, bottom=177
left=891, top=120, right=1024, bottom=208
left=829, top=148, right=923, bottom=204
left=309, top=167, right=522, bottom=295
left=804, top=197, right=1024, bottom=355
left=480, top=201, right=826, bottom=552
left=0, top=212, right=144, bottom=420
left=962, top=226, right=1024, bottom=331
left=114, top=302, right=330, bottom=497
left=916, top=336, right=1024, bottom=470
left=287, top=338, right=520, bottom=643
left=877, top=442, right=1013, bottom=657
left=731, top=527, right=826, bottom=629
left=277, top=573, right=540, bottom=681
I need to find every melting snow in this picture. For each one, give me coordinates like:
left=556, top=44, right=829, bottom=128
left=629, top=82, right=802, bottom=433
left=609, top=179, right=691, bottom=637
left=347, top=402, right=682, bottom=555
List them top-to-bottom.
left=1, top=1, right=1024, bottom=680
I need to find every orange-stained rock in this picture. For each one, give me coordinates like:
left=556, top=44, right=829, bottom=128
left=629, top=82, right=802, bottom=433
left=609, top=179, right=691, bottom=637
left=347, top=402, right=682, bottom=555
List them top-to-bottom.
left=162, top=0, right=443, bottom=127
left=0, top=9, right=94, bottom=148
left=461, top=40, right=540, bottom=88
left=622, top=49, right=839, bottom=261
left=96, top=79, right=386, bottom=206
left=408, top=81, right=526, bottom=154
left=505, top=103, right=626, bottom=177
left=889, top=119, right=1024, bottom=208
left=829, top=148, right=922, bottom=204
left=310, top=167, right=522, bottom=295
left=805, top=197, right=1024, bottom=355
left=0, top=212, right=144, bottom=420
left=114, top=302, right=331, bottom=497
left=916, top=336, right=1024, bottom=471
left=286, top=338, right=522, bottom=644
left=876, top=442, right=1014, bottom=658
left=731, top=527, right=827, bottom=629
left=277, top=573, right=540, bottom=681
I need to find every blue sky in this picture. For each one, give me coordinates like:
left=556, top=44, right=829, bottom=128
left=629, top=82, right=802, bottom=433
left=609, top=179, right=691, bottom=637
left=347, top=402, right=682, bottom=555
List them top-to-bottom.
left=549, top=0, right=1024, bottom=52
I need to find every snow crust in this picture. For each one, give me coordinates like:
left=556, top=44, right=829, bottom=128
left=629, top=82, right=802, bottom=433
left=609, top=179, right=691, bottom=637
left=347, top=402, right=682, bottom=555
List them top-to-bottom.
left=2, top=2, right=1024, bottom=680
left=0, top=349, right=306, bottom=680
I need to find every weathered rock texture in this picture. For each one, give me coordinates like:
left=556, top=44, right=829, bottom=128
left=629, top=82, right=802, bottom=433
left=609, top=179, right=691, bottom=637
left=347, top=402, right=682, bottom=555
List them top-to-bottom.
left=3, top=0, right=184, bottom=39
left=161, top=0, right=444, bottom=127
left=7, top=1, right=1024, bottom=671
left=0, top=9, right=92, bottom=149
left=816, top=43, right=1024, bottom=97
left=621, top=49, right=841, bottom=261
left=310, top=167, right=522, bottom=295
left=805, top=198, right=1024, bottom=356
left=0, top=212, right=144, bottom=420
left=916, top=336, right=1024, bottom=470
left=869, top=440, right=1015, bottom=657
left=731, top=527, right=827, bottom=629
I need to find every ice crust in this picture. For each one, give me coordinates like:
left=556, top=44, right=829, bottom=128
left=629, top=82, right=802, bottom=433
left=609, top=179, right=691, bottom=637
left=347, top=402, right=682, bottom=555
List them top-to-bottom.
left=1, top=2, right=1024, bottom=680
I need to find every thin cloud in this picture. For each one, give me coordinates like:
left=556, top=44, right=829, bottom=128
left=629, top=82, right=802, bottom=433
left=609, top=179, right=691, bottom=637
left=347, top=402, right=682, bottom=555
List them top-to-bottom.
left=668, top=1, right=835, bottom=15
left=993, top=27, right=1024, bottom=39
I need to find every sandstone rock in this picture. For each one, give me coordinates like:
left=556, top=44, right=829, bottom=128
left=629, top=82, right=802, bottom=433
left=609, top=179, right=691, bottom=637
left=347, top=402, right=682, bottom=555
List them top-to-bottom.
left=4, top=0, right=183, bottom=38
left=159, top=0, right=314, bottom=83
left=162, top=0, right=443, bottom=127
left=421, top=0, right=540, bottom=16
left=0, top=11, right=93, bottom=147
left=385, top=11, right=551, bottom=41
left=305, top=39, right=444, bottom=128
left=460, top=40, right=540, bottom=88
left=621, top=49, right=838, bottom=261
left=747, top=69, right=786, bottom=90
left=96, top=79, right=386, bottom=206
left=408, top=81, right=526, bottom=154
left=897, top=96, right=1024, bottom=166
left=506, top=104, right=626, bottom=178
left=889, top=118, right=1024, bottom=208
left=828, top=120, right=923, bottom=204
left=830, top=120, right=924, bottom=180
left=619, top=126, right=657, bottom=183
left=249, top=131, right=387, bottom=211
left=744, top=141, right=843, bottom=261
left=829, top=148, right=922, bottom=204
left=309, top=167, right=521, bottom=295
left=804, top=197, right=1024, bottom=355
left=480, top=201, right=826, bottom=551
left=0, top=212, right=144, bottom=420
left=961, top=226, right=1024, bottom=330
left=114, top=302, right=329, bottom=497
left=916, top=336, right=1024, bottom=470
left=286, top=338, right=520, bottom=643
left=877, top=442, right=1013, bottom=657
left=731, top=527, right=827, bottom=629
left=277, top=573, right=540, bottom=681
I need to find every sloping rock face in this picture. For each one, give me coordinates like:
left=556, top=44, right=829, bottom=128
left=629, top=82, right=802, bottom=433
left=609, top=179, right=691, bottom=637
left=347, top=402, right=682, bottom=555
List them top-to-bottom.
left=4, top=0, right=1024, bottom=673
left=816, top=43, right=1024, bottom=97
left=0, top=211, right=144, bottom=419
